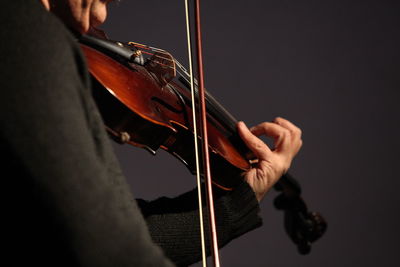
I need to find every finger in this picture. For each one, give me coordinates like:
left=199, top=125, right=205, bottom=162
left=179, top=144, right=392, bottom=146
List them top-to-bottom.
left=274, top=117, right=302, bottom=139
left=274, top=117, right=303, bottom=154
left=237, top=121, right=272, bottom=160
left=249, top=122, right=291, bottom=153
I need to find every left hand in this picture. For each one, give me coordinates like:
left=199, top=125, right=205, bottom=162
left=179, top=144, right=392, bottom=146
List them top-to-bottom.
left=237, top=117, right=303, bottom=202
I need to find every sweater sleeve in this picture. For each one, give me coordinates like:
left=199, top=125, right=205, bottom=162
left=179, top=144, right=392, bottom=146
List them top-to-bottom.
left=137, top=180, right=263, bottom=266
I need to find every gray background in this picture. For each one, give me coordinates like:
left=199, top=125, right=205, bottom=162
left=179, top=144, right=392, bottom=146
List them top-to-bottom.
left=101, top=0, right=400, bottom=266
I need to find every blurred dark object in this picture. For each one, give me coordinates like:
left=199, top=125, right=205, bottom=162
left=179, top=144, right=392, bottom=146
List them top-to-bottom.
left=274, top=173, right=327, bottom=254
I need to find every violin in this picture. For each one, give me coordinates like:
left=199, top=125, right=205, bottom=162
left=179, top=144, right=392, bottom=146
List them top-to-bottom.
left=79, top=30, right=326, bottom=256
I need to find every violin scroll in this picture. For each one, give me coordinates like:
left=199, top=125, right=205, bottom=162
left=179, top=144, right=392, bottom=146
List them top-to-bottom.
left=274, top=174, right=327, bottom=254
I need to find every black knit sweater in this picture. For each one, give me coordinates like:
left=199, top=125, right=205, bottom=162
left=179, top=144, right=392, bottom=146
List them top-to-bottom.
left=0, top=1, right=262, bottom=266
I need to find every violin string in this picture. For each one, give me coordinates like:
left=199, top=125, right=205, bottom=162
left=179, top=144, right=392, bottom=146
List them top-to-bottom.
left=185, top=0, right=207, bottom=266
left=128, top=41, right=171, bottom=54
left=129, top=41, right=197, bottom=79
left=129, top=41, right=194, bottom=74
left=130, top=47, right=174, bottom=63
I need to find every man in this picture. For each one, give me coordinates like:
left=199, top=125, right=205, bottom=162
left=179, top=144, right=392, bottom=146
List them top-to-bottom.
left=0, top=0, right=302, bottom=266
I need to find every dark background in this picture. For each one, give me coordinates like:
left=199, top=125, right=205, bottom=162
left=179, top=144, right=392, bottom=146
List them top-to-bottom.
left=101, top=1, right=400, bottom=266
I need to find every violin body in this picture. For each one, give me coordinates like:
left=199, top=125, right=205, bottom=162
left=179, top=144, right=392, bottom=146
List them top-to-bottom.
left=80, top=35, right=252, bottom=190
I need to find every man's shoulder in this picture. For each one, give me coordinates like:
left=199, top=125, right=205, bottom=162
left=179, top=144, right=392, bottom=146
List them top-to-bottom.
left=0, top=1, right=79, bottom=58
left=0, top=1, right=89, bottom=108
